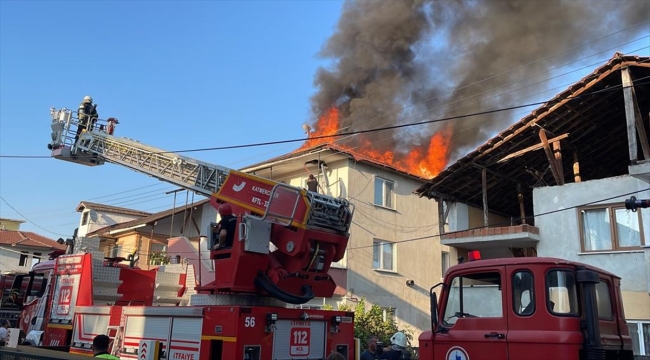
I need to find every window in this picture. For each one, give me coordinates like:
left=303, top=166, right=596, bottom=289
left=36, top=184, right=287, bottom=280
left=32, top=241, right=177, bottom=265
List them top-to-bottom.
left=374, top=177, right=395, bottom=209
left=579, top=204, right=645, bottom=251
left=81, top=211, right=89, bottom=226
left=372, top=240, right=395, bottom=271
left=151, top=243, right=167, bottom=253
left=108, top=244, right=122, bottom=258
left=19, top=251, right=29, bottom=267
left=441, top=251, right=450, bottom=276
left=30, top=252, right=42, bottom=269
left=545, top=269, right=579, bottom=316
left=513, top=271, right=535, bottom=316
left=442, top=272, right=503, bottom=326
left=595, top=280, right=613, bottom=320
left=382, top=307, right=397, bottom=323
left=627, top=321, right=650, bottom=355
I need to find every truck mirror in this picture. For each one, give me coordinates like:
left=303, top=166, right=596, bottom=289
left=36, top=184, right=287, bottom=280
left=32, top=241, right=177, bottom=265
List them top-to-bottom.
left=429, top=282, right=443, bottom=331
left=431, top=291, right=439, bottom=331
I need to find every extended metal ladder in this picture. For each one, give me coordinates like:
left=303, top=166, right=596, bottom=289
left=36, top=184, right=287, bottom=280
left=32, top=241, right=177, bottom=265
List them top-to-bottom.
left=47, top=107, right=354, bottom=234
left=48, top=108, right=230, bottom=196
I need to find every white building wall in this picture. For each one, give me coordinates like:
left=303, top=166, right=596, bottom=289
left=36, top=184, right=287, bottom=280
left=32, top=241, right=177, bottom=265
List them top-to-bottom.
left=533, top=175, right=650, bottom=320
left=77, top=211, right=144, bottom=237
left=0, top=246, right=51, bottom=273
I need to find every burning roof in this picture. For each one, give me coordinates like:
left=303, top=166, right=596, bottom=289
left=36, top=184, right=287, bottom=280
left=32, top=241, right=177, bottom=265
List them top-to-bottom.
left=413, top=53, right=650, bottom=217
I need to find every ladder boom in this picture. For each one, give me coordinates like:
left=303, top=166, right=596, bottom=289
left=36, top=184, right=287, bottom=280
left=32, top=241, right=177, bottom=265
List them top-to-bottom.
left=48, top=107, right=229, bottom=196
left=78, top=131, right=228, bottom=197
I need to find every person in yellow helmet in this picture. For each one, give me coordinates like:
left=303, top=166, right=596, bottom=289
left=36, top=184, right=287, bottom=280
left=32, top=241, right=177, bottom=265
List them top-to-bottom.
left=92, top=334, right=119, bottom=359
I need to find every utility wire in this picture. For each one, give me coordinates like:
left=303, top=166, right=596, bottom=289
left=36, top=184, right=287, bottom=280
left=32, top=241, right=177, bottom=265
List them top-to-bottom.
left=2, top=76, right=648, bottom=160
left=106, top=187, right=650, bottom=259
left=346, top=188, right=650, bottom=251
left=0, top=196, right=68, bottom=237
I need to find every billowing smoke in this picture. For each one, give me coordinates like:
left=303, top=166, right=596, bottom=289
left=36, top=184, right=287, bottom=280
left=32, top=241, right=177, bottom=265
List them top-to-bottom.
left=309, top=0, right=649, bottom=165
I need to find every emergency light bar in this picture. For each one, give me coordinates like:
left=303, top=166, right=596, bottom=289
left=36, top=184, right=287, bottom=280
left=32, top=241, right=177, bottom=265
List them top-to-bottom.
left=468, top=250, right=481, bottom=261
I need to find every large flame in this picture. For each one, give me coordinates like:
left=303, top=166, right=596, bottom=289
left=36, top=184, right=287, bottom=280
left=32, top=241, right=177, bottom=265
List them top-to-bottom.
left=296, top=107, right=452, bottom=178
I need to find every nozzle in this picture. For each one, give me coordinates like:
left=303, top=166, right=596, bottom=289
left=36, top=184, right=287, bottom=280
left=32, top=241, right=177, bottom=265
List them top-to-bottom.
left=625, top=196, right=650, bottom=212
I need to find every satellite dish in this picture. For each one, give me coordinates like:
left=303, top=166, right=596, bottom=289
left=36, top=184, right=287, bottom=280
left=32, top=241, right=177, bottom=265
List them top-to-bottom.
left=89, top=210, right=98, bottom=222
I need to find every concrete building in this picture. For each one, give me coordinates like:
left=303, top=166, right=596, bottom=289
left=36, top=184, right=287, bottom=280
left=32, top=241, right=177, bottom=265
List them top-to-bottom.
left=414, top=53, right=650, bottom=355
left=240, top=143, right=445, bottom=346
left=84, top=198, right=213, bottom=270
left=75, top=201, right=153, bottom=237
left=0, top=218, right=25, bottom=231
left=0, top=230, right=66, bottom=273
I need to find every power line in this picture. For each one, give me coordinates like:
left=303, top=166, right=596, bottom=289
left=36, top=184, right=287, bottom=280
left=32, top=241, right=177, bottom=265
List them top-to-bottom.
left=1, top=76, right=648, bottom=160
left=106, top=187, right=649, bottom=259
left=346, top=187, right=650, bottom=251
left=0, top=196, right=68, bottom=237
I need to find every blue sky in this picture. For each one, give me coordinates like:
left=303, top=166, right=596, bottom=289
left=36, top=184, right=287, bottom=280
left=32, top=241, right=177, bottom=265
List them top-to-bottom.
left=0, top=0, right=344, bottom=238
left=1, top=1, right=648, bottom=239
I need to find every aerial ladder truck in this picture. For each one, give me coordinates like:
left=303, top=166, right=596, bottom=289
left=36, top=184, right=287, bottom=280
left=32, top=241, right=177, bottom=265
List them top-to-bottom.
left=3, top=107, right=358, bottom=359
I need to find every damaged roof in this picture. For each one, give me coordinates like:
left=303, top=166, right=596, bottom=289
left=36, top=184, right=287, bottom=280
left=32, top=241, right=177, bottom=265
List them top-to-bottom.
left=414, top=53, right=650, bottom=219
left=241, top=143, right=428, bottom=180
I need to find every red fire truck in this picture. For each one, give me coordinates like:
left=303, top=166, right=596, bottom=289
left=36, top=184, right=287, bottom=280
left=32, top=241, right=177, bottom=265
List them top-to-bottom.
left=9, top=107, right=356, bottom=359
left=419, top=251, right=635, bottom=360
left=0, top=254, right=55, bottom=328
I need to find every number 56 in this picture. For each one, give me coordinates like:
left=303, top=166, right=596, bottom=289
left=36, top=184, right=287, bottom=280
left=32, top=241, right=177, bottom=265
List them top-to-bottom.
left=244, top=317, right=256, bottom=327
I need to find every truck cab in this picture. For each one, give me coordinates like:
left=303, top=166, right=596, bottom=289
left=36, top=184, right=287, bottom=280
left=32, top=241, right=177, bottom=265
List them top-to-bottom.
left=419, top=253, right=634, bottom=360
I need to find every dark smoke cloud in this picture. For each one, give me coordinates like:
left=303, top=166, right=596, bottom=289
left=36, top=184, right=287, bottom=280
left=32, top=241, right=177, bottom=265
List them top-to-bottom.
left=309, top=0, right=649, bottom=165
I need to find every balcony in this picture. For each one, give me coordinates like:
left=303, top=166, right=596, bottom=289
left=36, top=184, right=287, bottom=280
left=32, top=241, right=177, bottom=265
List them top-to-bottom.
left=629, top=160, right=650, bottom=184
left=441, top=224, right=541, bottom=250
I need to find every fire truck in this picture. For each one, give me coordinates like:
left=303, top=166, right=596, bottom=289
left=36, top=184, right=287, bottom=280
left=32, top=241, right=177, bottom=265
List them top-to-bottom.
left=11, top=107, right=356, bottom=359
left=1, top=251, right=58, bottom=329
left=419, top=251, right=636, bottom=360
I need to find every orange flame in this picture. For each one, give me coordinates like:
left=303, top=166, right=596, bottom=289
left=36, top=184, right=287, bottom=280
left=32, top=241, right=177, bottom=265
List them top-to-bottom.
left=297, top=107, right=452, bottom=178
left=298, top=107, right=340, bottom=151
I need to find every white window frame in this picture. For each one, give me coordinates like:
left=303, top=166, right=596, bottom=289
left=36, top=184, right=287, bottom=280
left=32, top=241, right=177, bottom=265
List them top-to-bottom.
left=373, top=176, right=395, bottom=209
left=81, top=211, right=89, bottom=226
left=372, top=239, right=396, bottom=272
left=19, top=251, right=29, bottom=267
left=441, top=251, right=450, bottom=278
left=30, top=252, right=42, bottom=269
left=382, top=307, right=397, bottom=324
left=627, top=320, right=649, bottom=355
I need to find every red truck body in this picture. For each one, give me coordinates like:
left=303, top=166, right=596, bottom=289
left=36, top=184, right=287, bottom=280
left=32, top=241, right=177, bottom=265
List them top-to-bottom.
left=419, top=256, right=634, bottom=360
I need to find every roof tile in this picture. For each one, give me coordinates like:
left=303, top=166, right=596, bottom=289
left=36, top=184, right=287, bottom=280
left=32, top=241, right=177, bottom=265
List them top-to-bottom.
left=0, top=230, right=67, bottom=250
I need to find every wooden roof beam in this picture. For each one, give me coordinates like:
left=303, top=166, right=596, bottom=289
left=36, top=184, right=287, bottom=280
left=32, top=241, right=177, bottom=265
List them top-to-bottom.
left=621, top=67, right=650, bottom=162
left=539, top=129, right=564, bottom=185
left=497, top=133, right=569, bottom=163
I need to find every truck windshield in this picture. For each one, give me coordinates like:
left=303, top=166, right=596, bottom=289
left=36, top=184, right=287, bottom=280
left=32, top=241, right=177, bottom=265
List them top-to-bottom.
left=546, top=269, right=579, bottom=316
left=442, top=272, right=503, bottom=326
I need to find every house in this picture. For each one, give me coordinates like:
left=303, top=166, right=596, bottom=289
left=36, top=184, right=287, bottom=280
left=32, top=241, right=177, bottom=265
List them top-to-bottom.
left=414, top=53, right=650, bottom=355
left=239, top=143, right=446, bottom=346
left=84, top=198, right=213, bottom=270
left=75, top=201, right=153, bottom=237
left=0, top=218, right=25, bottom=231
left=0, top=229, right=66, bottom=273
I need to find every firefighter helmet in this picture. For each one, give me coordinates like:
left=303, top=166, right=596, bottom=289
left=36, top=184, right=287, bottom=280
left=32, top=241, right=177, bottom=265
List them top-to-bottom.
left=83, top=95, right=93, bottom=103
left=218, top=203, right=233, bottom=216
left=390, top=331, right=407, bottom=348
